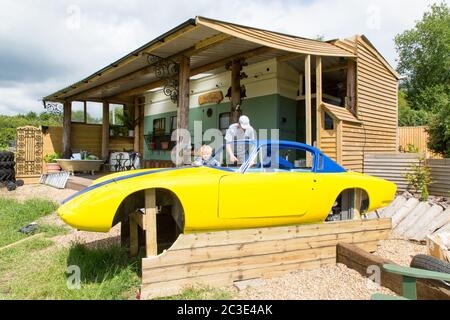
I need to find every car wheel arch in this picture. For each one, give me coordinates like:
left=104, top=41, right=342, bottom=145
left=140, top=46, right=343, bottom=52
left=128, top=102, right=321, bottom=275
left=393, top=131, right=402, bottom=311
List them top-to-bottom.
left=112, top=187, right=186, bottom=234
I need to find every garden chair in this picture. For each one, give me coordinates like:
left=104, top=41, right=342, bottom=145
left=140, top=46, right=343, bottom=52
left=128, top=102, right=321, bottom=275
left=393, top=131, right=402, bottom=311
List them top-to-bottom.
left=371, top=264, right=450, bottom=300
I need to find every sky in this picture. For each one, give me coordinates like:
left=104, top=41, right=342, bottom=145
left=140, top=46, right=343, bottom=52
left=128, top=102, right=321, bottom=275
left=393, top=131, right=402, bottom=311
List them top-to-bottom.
left=0, top=0, right=441, bottom=115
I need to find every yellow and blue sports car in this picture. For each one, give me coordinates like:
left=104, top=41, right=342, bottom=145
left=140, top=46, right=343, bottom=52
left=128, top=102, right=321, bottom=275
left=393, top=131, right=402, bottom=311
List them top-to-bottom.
left=58, top=140, right=396, bottom=245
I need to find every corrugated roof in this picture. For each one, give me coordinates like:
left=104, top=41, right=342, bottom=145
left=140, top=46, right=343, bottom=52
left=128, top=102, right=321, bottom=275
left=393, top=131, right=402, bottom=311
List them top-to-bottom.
left=43, top=16, right=358, bottom=102
left=196, top=17, right=355, bottom=58
left=321, top=103, right=362, bottom=124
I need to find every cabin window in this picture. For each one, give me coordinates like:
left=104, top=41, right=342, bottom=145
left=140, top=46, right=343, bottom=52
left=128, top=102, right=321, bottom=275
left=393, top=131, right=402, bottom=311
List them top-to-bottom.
left=71, top=101, right=85, bottom=123
left=86, top=102, right=103, bottom=124
left=109, top=104, right=124, bottom=126
left=219, top=112, right=230, bottom=135
left=324, top=112, right=334, bottom=130
left=170, top=116, right=177, bottom=132
left=153, top=118, right=166, bottom=135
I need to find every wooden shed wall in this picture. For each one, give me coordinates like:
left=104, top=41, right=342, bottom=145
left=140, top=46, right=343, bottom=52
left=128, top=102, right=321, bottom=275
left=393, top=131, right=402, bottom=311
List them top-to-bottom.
left=340, top=38, right=398, bottom=172
left=43, top=124, right=134, bottom=159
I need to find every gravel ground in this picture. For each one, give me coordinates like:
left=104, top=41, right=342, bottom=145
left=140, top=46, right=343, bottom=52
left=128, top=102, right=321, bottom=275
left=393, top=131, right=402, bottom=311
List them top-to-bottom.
left=0, top=184, right=76, bottom=203
left=236, top=238, right=426, bottom=300
left=374, top=238, right=428, bottom=266
left=236, top=263, right=396, bottom=300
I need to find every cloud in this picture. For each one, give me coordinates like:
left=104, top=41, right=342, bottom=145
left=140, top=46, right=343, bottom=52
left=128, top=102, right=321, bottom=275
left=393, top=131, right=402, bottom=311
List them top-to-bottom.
left=0, top=0, right=438, bottom=115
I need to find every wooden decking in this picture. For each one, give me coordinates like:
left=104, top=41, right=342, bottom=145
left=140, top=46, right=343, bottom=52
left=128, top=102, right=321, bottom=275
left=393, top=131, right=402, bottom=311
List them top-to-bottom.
left=66, top=173, right=107, bottom=191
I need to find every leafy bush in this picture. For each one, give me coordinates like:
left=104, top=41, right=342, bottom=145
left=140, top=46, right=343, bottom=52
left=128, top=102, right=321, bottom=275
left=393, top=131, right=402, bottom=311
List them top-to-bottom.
left=427, top=102, right=450, bottom=157
left=0, top=112, right=62, bottom=151
left=44, top=153, right=61, bottom=163
left=404, top=156, right=432, bottom=201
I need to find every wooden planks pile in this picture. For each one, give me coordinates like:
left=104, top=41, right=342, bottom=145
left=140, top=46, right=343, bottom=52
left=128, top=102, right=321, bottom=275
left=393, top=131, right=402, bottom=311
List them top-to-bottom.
left=366, top=195, right=450, bottom=242
left=141, top=218, right=391, bottom=299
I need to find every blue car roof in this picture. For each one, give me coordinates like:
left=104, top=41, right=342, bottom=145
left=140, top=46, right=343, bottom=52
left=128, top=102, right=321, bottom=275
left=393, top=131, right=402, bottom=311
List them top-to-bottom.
left=229, top=140, right=346, bottom=173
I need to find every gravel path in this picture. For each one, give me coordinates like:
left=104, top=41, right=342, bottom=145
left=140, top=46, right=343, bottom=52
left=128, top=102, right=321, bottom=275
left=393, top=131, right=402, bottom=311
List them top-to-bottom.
left=0, top=184, right=76, bottom=203
left=236, top=238, right=426, bottom=300
left=374, top=238, right=427, bottom=266
left=236, top=263, right=396, bottom=300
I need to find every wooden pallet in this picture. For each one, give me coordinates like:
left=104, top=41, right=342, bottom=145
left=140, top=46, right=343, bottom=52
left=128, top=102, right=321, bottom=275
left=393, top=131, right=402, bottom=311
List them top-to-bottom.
left=139, top=218, right=391, bottom=299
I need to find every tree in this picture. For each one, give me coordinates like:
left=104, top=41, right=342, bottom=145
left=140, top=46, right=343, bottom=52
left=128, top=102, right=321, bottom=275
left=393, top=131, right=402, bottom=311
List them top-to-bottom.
left=395, top=2, right=450, bottom=111
left=398, top=90, right=429, bottom=126
left=427, top=103, right=450, bottom=157
left=0, top=112, right=62, bottom=150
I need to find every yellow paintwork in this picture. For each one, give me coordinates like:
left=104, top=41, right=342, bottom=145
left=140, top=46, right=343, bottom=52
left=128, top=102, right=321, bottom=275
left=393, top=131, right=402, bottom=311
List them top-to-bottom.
left=57, top=166, right=396, bottom=233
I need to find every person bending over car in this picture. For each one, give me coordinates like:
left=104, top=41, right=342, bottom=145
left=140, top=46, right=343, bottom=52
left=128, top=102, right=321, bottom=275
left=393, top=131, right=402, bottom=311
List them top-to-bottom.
left=225, top=115, right=256, bottom=164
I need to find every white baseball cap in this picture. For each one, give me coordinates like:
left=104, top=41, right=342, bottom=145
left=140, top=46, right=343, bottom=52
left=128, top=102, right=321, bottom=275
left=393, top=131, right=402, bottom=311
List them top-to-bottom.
left=239, top=115, right=251, bottom=130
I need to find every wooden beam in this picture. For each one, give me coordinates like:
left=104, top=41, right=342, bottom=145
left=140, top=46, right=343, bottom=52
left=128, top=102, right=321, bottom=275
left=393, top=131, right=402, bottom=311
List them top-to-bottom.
left=67, top=33, right=233, bottom=102
left=113, top=47, right=276, bottom=99
left=277, top=53, right=304, bottom=63
left=177, top=55, right=190, bottom=131
left=304, top=55, right=312, bottom=147
left=316, top=56, right=322, bottom=150
left=230, top=59, right=242, bottom=124
left=346, top=59, right=356, bottom=114
left=133, top=97, right=140, bottom=153
left=62, top=101, right=71, bottom=159
left=101, top=101, right=109, bottom=161
left=336, top=119, right=343, bottom=165
left=145, top=189, right=157, bottom=257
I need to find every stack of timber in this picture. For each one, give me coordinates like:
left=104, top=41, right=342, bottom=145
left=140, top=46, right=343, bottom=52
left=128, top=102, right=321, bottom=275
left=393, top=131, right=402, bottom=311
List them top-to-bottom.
left=366, top=193, right=450, bottom=242
left=141, top=219, right=391, bottom=299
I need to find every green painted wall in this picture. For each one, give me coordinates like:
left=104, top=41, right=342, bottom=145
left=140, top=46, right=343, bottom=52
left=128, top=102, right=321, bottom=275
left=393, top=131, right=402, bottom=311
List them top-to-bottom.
left=143, top=93, right=302, bottom=160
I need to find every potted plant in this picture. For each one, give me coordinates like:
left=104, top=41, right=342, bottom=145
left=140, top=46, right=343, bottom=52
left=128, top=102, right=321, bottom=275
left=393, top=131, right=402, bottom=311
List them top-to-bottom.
left=117, top=112, right=136, bottom=137
left=144, top=134, right=156, bottom=150
left=161, top=140, right=169, bottom=150
left=44, top=152, right=62, bottom=173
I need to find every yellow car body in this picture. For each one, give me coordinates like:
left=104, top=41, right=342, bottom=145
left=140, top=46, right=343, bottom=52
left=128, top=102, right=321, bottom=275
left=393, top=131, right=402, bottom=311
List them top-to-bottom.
left=58, top=141, right=396, bottom=233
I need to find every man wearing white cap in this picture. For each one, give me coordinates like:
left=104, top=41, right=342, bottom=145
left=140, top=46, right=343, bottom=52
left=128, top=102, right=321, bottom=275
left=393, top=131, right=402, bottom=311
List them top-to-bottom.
left=225, top=115, right=256, bottom=164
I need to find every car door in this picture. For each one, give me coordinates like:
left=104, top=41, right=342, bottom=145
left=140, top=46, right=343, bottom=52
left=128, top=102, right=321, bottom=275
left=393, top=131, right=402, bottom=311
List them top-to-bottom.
left=218, top=171, right=316, bottom=219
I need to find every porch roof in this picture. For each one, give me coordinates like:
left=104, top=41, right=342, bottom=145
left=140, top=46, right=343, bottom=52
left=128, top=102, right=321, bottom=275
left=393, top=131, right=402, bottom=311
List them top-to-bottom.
left=43, top=16, right=355, bottom=104
left=321, top=103, right=362, bottom=124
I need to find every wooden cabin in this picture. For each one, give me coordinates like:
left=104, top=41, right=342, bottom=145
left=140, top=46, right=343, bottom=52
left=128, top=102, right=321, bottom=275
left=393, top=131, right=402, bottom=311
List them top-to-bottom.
left=43, top=17, right=401, bottom=172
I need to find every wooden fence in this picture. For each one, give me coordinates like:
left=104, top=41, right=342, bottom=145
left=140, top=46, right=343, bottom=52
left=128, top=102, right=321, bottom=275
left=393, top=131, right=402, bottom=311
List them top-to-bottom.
left=398, top=126, right=441, bottom=159
left=364, top=153, right=450, bottom=196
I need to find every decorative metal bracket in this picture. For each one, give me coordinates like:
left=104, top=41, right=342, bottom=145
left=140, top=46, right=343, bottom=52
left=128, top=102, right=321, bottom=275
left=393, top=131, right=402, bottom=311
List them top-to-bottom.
left=145, top=53, right=179, bottom=104
left=43, top=101, right=63, bottom=115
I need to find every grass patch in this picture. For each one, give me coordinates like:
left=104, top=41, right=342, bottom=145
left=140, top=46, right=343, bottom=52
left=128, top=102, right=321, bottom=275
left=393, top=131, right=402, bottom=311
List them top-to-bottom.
left=0, top=197, right=58, bottom=247
left=39, top=224, right=70, bottom=238
left=0, top=242, right=140, bottom=300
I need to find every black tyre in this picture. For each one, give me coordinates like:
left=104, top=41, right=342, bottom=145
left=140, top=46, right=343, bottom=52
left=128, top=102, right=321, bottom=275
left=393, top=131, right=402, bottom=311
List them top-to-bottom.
left=0, top=152, right=14, bottom=162
left=0, top=161, right=15, bottom=169
left=0, top=168, right=15, bottom=182
left=15, top=179, right=24, bottom=187
left=6, top=181, right=16, bottom=191
left=410, top=254, right=450, bottom=274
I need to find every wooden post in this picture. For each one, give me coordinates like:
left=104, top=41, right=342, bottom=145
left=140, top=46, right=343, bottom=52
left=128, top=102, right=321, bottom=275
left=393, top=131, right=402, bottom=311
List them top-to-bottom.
left=176, top=55, right=190, bottom=166
left=177, top=55, right=190, bottom=132
left=304, top=55, right=312, bottom=147
left=316, top=56, right=322, bottom=150
left=231, top=58, right=242, bottom=124
left=346, top=59, right=356, bottom=114
left=133, top=98, right=140, bottom=153
left=62, top=101, right=71, bottom=159
left=102, top=101, right=109, bottom=161
left=336, top=120, right=343, bottom=165
left=145, top=189, right=157, bottom=257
